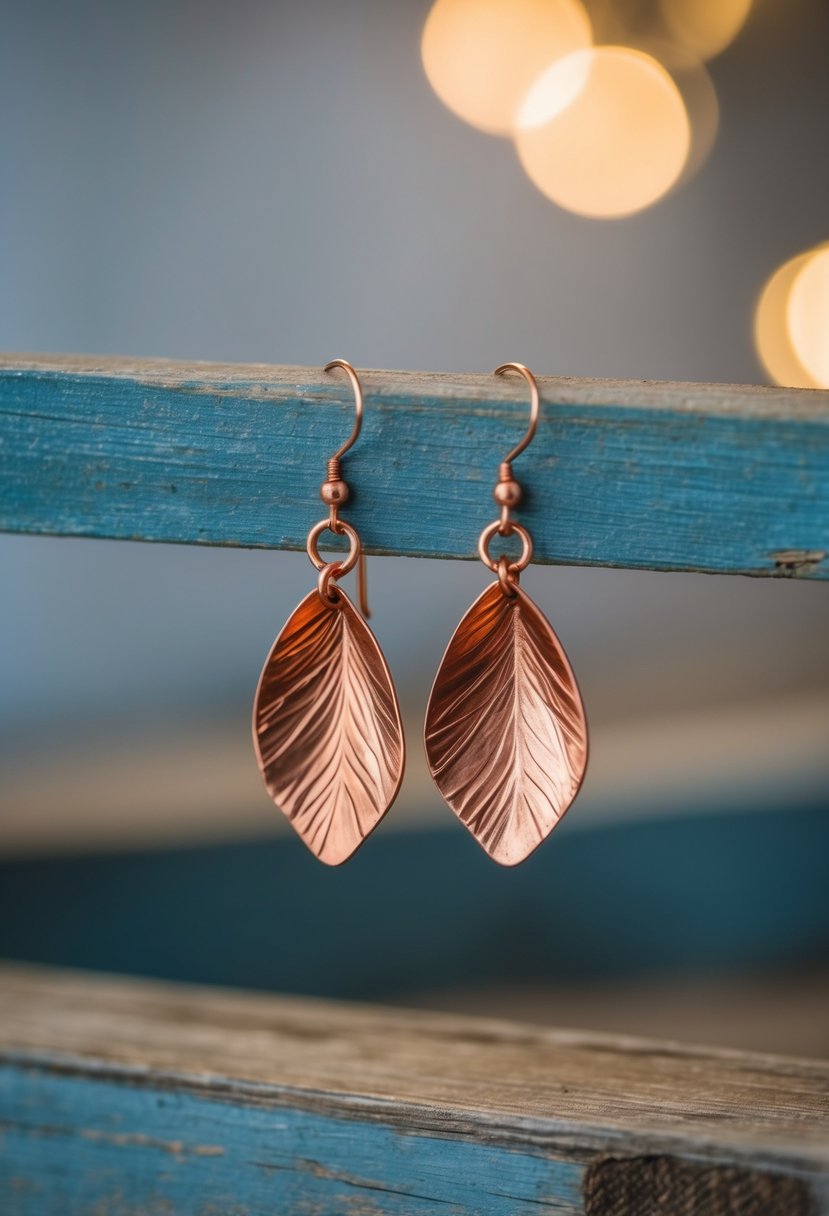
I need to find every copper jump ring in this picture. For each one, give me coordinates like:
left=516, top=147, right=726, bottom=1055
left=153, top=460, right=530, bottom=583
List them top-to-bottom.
left=307, top=518, right=361, bottom=577
left=478, top=518, right=533, bottom=575
left=497, top=555, right=520, bottom=598
left=317, top=561, right=345, bottom=606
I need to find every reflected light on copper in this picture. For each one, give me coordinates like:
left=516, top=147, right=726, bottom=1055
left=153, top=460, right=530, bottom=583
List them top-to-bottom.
left=421, top=0, right=592, bottom=136
left=659, top=0, right=753, bottom=61
left=515, top=47, right=690, bottom=218
left=788, top=247, right=829, bottom=389
left=755, top=250, right=822, bottom=389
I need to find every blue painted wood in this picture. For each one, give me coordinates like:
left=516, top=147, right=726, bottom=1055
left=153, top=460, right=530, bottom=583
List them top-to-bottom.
left=1, top=355, right=827, bottom=577
left=1, top=806, right=826, bottom=999
left=2, top=970, right=828, bottom=1214
left=0, top=1064, right=584, bottom=1215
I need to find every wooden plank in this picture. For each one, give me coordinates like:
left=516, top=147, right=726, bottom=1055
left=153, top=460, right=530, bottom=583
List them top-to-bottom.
left=1, top=354, right=827, bottom=578
left=1, top=965, right=827, bottom=1215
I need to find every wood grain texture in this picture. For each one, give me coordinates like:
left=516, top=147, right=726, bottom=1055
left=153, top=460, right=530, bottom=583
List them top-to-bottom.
left=1, top=354, right=828, bottom=578
left=0, top=965, right=827, bottom=1214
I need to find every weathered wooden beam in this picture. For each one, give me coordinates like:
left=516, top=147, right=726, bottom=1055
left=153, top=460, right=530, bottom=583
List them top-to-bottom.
left=1, top=353, right=828, bottom=578
left=0, top=965, right=827, bottom=1214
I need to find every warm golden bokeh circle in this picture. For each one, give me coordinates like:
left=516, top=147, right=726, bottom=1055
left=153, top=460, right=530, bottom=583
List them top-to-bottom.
left=421, top=0, right=592, bottom=136
left=659, top=0, right=753, bottom=61
left=619, top=36, right=719, bottom=190
left=515, top=47, right=690, bottom=218
left=787, top=246, right=829, bottom=389
left=755, top=248, right=827, bottom=389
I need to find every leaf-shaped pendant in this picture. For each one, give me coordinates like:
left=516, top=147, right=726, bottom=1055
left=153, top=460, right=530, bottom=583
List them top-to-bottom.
left=424, top=582, right=588, bottom=866
left=253, top=588, right=405, bottom=865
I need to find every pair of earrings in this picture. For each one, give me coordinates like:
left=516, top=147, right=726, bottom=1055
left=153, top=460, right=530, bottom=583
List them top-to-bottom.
left=252, top=360, right=588, bottom=867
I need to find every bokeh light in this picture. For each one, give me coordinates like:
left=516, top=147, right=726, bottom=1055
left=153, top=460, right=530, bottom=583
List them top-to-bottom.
left=421, top=0, right=592, bottom=136
left=659, top=0, right=753, bottom=61
left=623, top=38, right=719, bottom=190
left=515, top=47, right=690, bottom=218
left=517, top=50, right=593, bottom=129
left=755, top=246, right=829, bottom=389
left=788, top=246, right=829, bottom=388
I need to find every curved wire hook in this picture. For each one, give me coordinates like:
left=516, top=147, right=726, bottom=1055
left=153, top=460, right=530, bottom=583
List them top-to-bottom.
left=322, top=358, right=370, bottom=619
left=324, top=359, right=364, bottom=460
left=494, top=362, right=540, bottom=464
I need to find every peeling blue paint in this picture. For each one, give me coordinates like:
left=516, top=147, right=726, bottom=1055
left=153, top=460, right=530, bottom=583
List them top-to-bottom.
left=0, top=1065, right=583, bottom=1215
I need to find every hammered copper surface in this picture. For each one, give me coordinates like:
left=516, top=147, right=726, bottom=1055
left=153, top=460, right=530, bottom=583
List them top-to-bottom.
left=424, top=582, right=588, bottom=866
left=253, top=588, right=405, bottom=865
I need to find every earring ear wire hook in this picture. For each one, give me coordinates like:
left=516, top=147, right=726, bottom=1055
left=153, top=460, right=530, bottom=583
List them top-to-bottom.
left=325, top=358, right=364, bottom=460
left=323, top=359, right=370, bottom=619
left=489, top=362, right=540, bottom=545
left=494, top=362, right=540, bottom=465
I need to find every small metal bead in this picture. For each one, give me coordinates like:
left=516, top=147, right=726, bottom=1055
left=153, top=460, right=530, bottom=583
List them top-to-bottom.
left=320, top=479, right=349, bottom=505
left=493, top=479, right=522, bottom=507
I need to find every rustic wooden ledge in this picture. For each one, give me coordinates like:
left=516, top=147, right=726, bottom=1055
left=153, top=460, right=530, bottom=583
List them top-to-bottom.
left=1, top=354, right=828, bottom=578
left=1, top=965, right=827, bottom=1214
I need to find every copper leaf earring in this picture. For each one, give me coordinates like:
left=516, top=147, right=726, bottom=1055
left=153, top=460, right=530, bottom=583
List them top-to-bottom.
left=252, top=360, right=405, bottom=865
left=424, top=363, right=588, bottom=866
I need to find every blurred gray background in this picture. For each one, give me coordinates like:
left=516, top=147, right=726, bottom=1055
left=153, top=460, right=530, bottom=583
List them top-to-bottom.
left=0, top=0, right=827, bottom=1049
